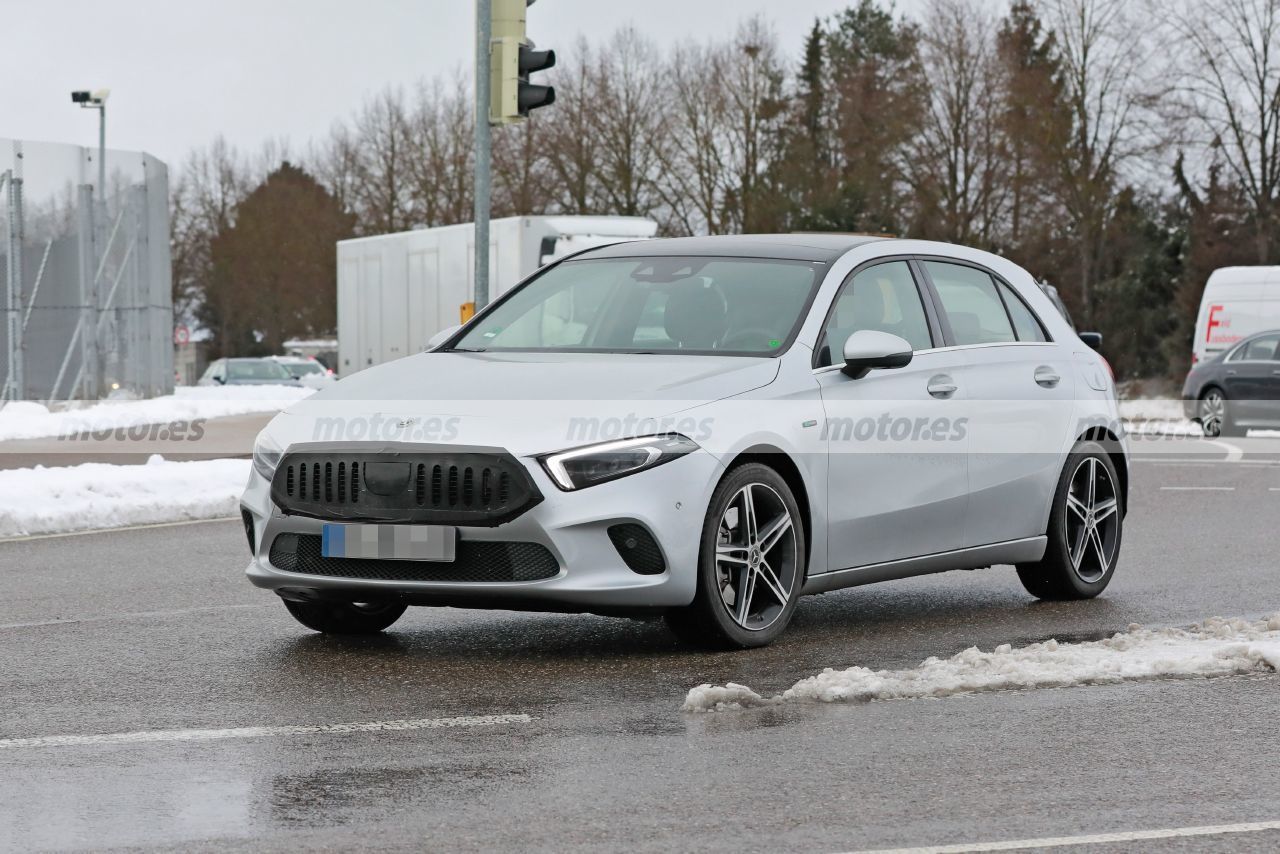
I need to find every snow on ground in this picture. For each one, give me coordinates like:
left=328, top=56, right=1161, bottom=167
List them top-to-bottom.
left=0, top=386, right=312, bottom=442
left=1118, top=397, right=1203, bottom=437
left=0, top=456, right=251, bottom=538
left=683, top=616, right=1280, bottom=712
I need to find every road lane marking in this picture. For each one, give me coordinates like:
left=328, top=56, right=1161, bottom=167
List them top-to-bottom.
left=1205, top=439, right=1245, bottom=462
left=1159, top=486, right=1235, bottom=491
left=0, top=516, right=238, bottom=544
left=0, top=713, right=533, bottom=749
left=840, top=819, right=1280, bottom=853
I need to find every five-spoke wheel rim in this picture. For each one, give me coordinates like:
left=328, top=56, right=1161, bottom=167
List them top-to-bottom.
left=1200, top=390, right=1225, bottom=437
left=1064, top=457, right=1120, bottom=584
left=715, top=483, right=798, bottom=632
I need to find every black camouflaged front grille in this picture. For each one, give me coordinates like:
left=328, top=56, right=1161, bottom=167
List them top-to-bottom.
left=271, top=450, right=542, bottom=526
left=268, top=533, right=560, bottom=583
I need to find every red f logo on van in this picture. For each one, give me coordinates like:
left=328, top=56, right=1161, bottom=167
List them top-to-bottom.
left=1207, top=304, right=1225, bottom=342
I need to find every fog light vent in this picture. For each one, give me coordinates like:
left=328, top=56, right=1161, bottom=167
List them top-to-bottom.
left=241, top=509, right=256, bottom=555
left=607, top=523, right=665, bottom=575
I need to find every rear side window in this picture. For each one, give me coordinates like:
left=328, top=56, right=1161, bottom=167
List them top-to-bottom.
left=924, top=262, right=1016, bottom=345
left=996, top=280, right=1048, bottom=342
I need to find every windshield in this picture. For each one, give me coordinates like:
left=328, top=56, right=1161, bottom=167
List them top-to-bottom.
left=451, top=256, right=824, bottom=356
left=228, top=359, right=294, bottom=381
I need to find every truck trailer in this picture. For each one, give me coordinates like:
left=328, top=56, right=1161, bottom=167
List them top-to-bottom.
left=336, top=215, right=657, bottom=374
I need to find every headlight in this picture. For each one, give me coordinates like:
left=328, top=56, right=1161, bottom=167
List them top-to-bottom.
left=252, top=434, right=284, bottom=481
left=538, top=434, right=699, bottom=491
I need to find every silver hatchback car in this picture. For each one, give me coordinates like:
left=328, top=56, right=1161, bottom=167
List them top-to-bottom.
left=241, top=235, right=1128, bottom=647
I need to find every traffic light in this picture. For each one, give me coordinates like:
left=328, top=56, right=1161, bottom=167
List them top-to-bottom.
left=490, top=0, right=556, bottom=124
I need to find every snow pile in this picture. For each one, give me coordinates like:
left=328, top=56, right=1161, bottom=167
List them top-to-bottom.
left=0, top=386, right=312, bottom=441
left=1118, top=397, right=1201, bottom=437
left=0, top=455, right=251, bottom=538
left=683, top=616, right=1280, bottom=712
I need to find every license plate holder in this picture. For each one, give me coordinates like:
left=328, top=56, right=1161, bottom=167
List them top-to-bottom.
left=321, top=524, right=457, bottom=562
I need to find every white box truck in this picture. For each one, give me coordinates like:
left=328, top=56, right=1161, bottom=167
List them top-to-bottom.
left=336, top=215, right=658, bottom=374
left=1192, top=267, right=1280, bottom=365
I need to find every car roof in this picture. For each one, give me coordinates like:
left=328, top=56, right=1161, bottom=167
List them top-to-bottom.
left=574, top=233, right=892, bottom=263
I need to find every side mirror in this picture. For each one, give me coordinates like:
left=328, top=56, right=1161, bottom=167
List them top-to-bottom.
left=427, top=325, right=462, bottom=350
left=842, top=330, right=913, bottom=379
left=1079, top=331, right=1103, bottom=351
left=213, top=376, right=225, bottom=385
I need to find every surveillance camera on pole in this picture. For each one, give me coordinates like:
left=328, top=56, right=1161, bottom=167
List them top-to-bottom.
left=489, top=0, right=556, bottom=124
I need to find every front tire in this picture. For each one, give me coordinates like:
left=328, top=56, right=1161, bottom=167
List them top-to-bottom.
left=1016, top=442, right=1123, bottom=601
left=665, top=463, right=805, bottom=649
left=283, top=599, right=407, bottom=634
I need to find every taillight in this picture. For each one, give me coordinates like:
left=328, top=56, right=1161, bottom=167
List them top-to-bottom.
left=1191, top=353, right=1199, bottom=366
left=1102, top=357, right=1115, bottom=382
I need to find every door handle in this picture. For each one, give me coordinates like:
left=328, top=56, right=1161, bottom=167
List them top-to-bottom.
left=1034, top=366, right=1061, bottom=388
left=1226, top=369, right=1238, bottom=376
left=927, top=375, right=957, bottom=399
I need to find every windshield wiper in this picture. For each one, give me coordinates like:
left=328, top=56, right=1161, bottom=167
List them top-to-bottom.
left=448, top=347, right=487, bottom=353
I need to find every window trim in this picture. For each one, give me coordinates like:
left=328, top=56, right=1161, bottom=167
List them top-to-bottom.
left=811, top=256, right=943, bottom=369
left=914, top=256, right=1055, bottom=347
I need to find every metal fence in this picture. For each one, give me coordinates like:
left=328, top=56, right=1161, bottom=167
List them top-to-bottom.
left=0, top=138, right=173, bottom=401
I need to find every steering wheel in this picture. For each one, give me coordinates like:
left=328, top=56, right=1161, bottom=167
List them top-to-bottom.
left=719, top=327, right=779, bottom=351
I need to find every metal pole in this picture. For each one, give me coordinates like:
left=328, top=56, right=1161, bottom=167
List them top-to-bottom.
left=474, top=0, right=492, bottom=310
left=98, top=103, right=106, bottom=208
left=6, top=145, right=25, bottom=401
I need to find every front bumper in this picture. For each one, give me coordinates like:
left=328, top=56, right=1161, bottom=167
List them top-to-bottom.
left=241, top=447, right=724, bottom=612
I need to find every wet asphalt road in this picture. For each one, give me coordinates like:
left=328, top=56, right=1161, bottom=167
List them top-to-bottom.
left=2, top=436, right=1279, bottom=852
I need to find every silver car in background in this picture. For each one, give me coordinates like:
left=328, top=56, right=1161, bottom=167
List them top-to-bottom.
left=242, top=235, right=1128, bottom=648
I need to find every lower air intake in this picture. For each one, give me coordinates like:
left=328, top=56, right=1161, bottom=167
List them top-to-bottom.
left=269, top=533, right=559, bottom=583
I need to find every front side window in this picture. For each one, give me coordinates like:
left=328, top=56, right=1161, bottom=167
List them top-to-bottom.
left=451, top=256, right=823, bottom=356
left=818, top=261, right=933, bottom=367
left=926, top=261, right=1016, bottom=346
left=1231, top=334, right=1280, bottom=361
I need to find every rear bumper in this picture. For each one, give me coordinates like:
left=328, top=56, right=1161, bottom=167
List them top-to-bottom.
left=241, top=447, right=723, bottom=612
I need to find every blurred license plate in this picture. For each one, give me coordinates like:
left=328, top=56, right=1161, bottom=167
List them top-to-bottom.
left=322, top=524, right=456, bottom=562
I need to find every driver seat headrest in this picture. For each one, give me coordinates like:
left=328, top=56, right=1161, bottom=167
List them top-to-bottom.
left=664, top=282, right=729, bottom=348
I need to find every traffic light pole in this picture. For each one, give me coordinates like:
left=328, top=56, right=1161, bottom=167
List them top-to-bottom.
left=474, top=0, right=492, bottom=311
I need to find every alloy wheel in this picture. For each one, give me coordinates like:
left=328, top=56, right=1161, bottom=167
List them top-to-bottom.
left=1200, top=390, right=1225, bottom=437
left=1063, top=457, right=1120, bottom=584
left=714, top=483, right=798, bottom=631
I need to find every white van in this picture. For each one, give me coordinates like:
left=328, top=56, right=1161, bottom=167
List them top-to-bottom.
left=1192, top=267, right=1280, bottom=364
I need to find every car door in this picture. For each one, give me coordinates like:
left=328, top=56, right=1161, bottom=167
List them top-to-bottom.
left=816, top=260, right=970, bottom=569
left=919, top=260, right=1076, bottom=549
left=1223, top=334, right=1280, bottom=424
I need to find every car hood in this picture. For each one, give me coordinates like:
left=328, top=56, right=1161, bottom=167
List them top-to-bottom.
left=268, top=351, right=779, bottom=456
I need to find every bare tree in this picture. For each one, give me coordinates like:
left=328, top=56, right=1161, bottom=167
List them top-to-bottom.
left=909, top=0, right=1007, bottom=245
left=1037, top=0, right=1159, bottom=322
left=1170, top=0, right=1280, bottom=263
left=590, top=27, right=668, bottom=218
left=542, top=37, right=605, bottom=215
left=657, top=41, right=731, bottom=234
left=407, top=76, right=474, bottom=227
left=349, top=89, right=415, bottom=233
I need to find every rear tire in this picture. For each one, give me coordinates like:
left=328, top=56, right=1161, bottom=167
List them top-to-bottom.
left=1199, top=387, right=1245, bottom=437
left=1016, top=441, right=1123, bottom=601
left=665, top=463, right=805, bottom=649
left=283, top=599, right=407, bottom=634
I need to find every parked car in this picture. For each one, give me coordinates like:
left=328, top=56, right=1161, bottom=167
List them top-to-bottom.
left=242, top=235, right=1128, bottom=648
left=1192, top=267, right=1280, bottom=365
left=1182, top=329, right=1280, bottom=437
left=269, top=355, right=336, bottom=390
left=198, top=358, right=302, bottom=387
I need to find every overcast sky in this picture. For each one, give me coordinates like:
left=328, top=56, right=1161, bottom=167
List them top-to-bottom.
left=3, top=0, right=930, bottom=172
